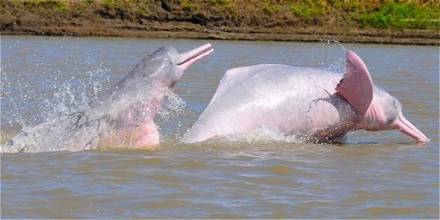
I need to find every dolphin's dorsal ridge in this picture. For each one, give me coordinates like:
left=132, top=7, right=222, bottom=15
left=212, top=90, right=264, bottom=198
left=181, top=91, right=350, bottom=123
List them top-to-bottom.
left=335, top=50, right=373, bottom=115
left=212, top=66, right=254, bottom=100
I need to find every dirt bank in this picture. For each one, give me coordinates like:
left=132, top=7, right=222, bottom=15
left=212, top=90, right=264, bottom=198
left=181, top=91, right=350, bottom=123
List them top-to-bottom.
left=1, top=0, right=439, bottom=45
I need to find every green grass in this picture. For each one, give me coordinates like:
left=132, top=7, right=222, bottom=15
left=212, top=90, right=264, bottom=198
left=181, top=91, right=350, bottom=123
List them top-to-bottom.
left=24, top=0, right=68, bottom=12
left=180, top=0, right=197, bottom=12
left=290, top=1, right=327, bottom=20
left=263, top=2, right=281, bottom=15
left=359, top=2, right=439, bottom=28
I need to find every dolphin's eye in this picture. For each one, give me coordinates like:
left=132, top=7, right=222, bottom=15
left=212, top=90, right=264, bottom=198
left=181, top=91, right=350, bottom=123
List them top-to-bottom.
left=385, top=99, right=399, bottom=124
left=392, top=99, right=398, bottom=108
left=386, top=115, right=397, bottom=124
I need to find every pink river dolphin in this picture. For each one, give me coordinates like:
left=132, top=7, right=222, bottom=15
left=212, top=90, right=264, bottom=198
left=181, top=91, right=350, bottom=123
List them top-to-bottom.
left=2, top=43, right=213, bottom=153
left=182, top=50, right=429, bottom=144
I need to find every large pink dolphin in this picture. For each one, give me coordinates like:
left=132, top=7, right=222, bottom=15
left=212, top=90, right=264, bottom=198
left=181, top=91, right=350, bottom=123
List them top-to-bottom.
left=2, top=43, right=213, bottom=153
left=182, top=50, right=428, bottom=144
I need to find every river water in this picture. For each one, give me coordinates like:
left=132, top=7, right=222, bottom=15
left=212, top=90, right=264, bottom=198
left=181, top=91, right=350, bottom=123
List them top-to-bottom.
left=1, top=35, right=438, bottom=218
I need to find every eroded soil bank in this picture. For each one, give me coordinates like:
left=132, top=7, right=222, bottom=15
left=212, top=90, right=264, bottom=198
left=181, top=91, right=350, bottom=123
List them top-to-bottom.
left=1, top=0, right=439, bottom=45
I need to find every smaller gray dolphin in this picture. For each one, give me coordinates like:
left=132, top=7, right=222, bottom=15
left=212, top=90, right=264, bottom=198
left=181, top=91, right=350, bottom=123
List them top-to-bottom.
left=2, top=43, right=213, bottom=153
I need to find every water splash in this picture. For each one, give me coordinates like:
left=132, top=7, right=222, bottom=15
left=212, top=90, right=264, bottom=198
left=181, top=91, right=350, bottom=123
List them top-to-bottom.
left=318, top=40, right=347, bottom=74
left=1, top=64, right=193, bottom=153
left=1, top=65, right=114, bottom=153
left=157, top=90, right=190, bottom=141
left=158, top=90, right=187, bottom=122
left=204, top=127, right=309, bottom=146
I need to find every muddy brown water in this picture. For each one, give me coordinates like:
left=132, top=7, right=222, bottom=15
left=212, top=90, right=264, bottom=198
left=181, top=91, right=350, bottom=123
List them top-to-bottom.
left=1, top=35, right=438, bottom=218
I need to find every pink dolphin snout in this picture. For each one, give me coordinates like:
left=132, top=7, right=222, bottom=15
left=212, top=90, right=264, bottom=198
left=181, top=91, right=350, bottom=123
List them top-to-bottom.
left=177, top=43, right=214, bottom=72
left=393, top=113, right=429, bottom=142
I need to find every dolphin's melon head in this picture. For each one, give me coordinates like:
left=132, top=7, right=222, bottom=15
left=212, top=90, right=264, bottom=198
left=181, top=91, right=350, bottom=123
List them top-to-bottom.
left=141, top=44, right=213, bottom=88
left=145, top=46, right=180, bottom=87
left=336, top=50, right=428, bottom=142
left=359, top=87, right=429, bottom=142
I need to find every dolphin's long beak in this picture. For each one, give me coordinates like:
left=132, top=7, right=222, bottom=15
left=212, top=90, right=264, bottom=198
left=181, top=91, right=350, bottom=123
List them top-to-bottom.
left=177, top=43, right=213, bottom=71
left=393, top=113, right=429, bottom=142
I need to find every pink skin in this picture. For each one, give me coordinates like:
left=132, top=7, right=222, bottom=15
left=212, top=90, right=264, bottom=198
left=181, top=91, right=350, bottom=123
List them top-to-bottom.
left=177, top=43, right=214, bottom=72
left=100, top=44, right=214, bottom=149
left=130, top=44, right=213, bottom=148
left=135, top=44, right=213, bottom=147
left=183, top=50, right=429, bottom=144
left=342, top=51, right=429, bottom=142
left=361, top=98, right=429, bottom=142
left=393, top=113, right=429, bottom=142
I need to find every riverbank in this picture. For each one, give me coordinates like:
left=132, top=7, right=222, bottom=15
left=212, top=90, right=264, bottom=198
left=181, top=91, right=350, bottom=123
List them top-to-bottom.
left=1, top=0, right=439, bottom=45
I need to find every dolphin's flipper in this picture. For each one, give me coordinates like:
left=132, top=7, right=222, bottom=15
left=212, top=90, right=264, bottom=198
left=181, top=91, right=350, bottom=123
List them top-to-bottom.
left=335, top=51, right=373, bottom=115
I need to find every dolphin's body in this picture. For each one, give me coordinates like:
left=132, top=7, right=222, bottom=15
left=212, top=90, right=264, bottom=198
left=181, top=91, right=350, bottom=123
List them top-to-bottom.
left=2, top=44, right=213, bottom=153
left=183, top=51, right=428, bottom=143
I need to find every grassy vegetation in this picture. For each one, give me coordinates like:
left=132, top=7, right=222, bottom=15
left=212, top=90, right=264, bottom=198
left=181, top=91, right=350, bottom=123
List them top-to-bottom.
left=1, top=0, right=439, bottom=29
left=21, top=0, right=69, bottom=12
left=175, top=0, right=439, bottom=28
left=290, top=1, right=327, bottom=20
left=359, top=2, right=439, bottom=28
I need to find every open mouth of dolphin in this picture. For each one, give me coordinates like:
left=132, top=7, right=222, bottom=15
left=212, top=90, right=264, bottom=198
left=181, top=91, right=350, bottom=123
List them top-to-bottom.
left=177, top=43, right=214, bottom=70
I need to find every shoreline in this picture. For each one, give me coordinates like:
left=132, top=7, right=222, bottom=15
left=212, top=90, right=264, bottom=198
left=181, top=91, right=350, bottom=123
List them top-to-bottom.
left=1, top=1, right=439, bottom=45
left=2, top=24, right=439, bottom=46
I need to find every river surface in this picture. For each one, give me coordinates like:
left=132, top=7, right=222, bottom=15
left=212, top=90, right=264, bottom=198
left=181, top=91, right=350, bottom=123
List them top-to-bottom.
left=1, top=35, right=439, bottom=218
